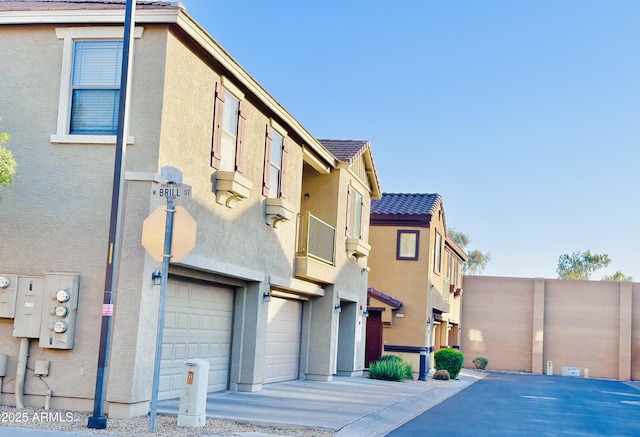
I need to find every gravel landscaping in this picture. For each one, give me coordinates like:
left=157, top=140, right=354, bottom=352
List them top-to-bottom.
left=0, top=375, right=461, bottom=436
left=0, top=405, right=334, bottom=436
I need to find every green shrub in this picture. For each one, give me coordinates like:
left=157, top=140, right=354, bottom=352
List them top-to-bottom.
left=434, top=348, right=464, bottom=379
left=378, top=354, right=403, bottom=363
left=472, top=357, right=488, bottom=370
left=369, top=358, right=413, bottom=381
left=433, top=369, right=450, bottom=380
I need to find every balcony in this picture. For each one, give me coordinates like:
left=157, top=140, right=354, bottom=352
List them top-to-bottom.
left=295, top=212, right=336, bottom=283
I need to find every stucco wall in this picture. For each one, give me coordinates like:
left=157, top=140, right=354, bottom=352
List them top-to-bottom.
left=0, top=17, right=375, bottom=414
left=0, top=24, right=168, bottom=408
left=368, top=225, right=428, bottom=347
left=462, top=276, right=639, bottom=380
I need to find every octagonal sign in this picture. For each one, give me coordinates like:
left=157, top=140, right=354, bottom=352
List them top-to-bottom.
left=141, top=205, right=197, bottom=263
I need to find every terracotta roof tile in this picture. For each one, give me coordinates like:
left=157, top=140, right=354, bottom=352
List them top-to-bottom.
left=318, top=139, right=368, bottom=164
left=371, top=193, right=441, bottom=216
left=367, top=287, right=402, bottom=309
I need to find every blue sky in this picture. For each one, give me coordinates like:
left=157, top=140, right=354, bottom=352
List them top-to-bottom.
left=180, top=0, right=640, bottom=280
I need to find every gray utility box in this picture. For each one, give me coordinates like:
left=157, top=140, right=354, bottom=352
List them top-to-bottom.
left=0, top=275, right=18, bottom=319
left=13, top=276, right=46, bottom=338
left=177, top=359, right=209, bottom=428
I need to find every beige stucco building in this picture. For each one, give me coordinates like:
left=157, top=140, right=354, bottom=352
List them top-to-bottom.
left=0, top=1, right=381, bottom=417
left=366, top=193, right=466, bottom=370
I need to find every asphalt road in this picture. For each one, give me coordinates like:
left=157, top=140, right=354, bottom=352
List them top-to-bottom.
left=388, top=371, right=640, bottom=437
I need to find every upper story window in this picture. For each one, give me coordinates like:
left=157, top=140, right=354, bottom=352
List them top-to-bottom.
left=51, top=27, right=143, bottom=144
left=70, top=41, right=122, bottom=134
left=211, top=78, right=246, bottom=172
left=262, top=120, right=288, bottom=198
left=346, top=185, right=364, bottom=239
left=397, top=230, right=419, bottom=260
left=434, top=231, right=443, bottom=274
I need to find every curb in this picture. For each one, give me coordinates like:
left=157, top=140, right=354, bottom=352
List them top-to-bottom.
left=334, top=370, right=487, bottom=437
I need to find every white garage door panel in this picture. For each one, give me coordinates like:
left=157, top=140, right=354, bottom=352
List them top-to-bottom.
left=159, top=279, right=234, bottom=400
left=264, top=297, right=302, bottom=384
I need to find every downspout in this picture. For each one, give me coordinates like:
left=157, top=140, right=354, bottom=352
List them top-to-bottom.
left=15, top=338, right=29, bottom=409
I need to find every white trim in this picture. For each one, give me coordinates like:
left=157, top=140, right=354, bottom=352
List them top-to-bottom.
left=0, top=9, right=179, bottom=25
left=52, top=27, right=143, bottom=145
left=221, top=76, right=245, bottom=101
left=269, top=118, right=288, bottom=137
left=50, top=134, right=135, bottom=145
left=302, top=147, right=331, bottom=175
left=124, top=172, right=163, bottom=183
left=177, top=254, right=266, bottom=282
left=268, top=275, right=325, bottom=297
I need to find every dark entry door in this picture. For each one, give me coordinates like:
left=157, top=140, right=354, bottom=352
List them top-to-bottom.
left=365, top=311, right=383, bottom=367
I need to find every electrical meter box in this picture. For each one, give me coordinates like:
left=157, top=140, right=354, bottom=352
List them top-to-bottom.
left=39, top=273, right=80, bottom=349
left=0, top=274, right=18, bottom=318
left=13, top=276, right=45, bottom=338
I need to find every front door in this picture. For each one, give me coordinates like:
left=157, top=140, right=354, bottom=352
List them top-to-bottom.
left=364, top=310, right=383, bottom=367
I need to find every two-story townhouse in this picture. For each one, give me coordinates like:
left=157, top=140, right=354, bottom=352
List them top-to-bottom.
left=0, top=0, right=380, bottom=418
left=366, top=193, right=467, bottom=371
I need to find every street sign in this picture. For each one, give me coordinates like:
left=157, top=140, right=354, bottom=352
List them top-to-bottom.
left=161, top=165, right=183, bottom=183
left=151, top=183, right=192, bottom=199
left=141, top=205, right=197, bottom=263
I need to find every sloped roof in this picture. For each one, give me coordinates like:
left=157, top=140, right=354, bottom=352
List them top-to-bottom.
left=0, top=0, right=177, bottom=10
left=318, top=139, right=382, bottom=199
left=319, top=139, right=368, bottom=164
left=371, top=193, right=441, bottom=216
left=368, top=287, right=402, bottom=310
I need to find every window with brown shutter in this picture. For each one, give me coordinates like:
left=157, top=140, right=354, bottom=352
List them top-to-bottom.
left=210, top=82, right=225, bottom=169
left=235, top=100, right=246, bottom=174
left=262, top=121, right=288, bottom=199
left=262, top=124, right=273, bottom=197
left=279, top=138, right=288, bottom=199
left=345, top=185, right=352, bottom=236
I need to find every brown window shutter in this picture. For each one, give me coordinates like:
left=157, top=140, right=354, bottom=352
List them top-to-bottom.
left=210, top=82, right=225, bottom=169
left=235, top=100, right=246, bottom=174
left=262, top=125, right=273, bottom=197
left=279, top=138, right=288, bottom=199
left=345, top=185, right=352, bottom=236
left=359, top=196, right=365, bottom=238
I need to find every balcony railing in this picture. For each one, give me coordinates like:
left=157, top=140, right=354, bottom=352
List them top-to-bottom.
left=297, top=212, right=335, bottom=266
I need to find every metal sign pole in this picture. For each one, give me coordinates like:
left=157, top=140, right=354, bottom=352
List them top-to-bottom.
left=149, top=186, right=176, bottom=432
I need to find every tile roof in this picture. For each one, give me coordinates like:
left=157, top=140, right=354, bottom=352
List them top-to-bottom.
left=0, top=0, right=177, bottom=10
left=318, top=139, right=368, bottom=164
left=371, top=193, right=441, bottom=216
left=368, top=287, right=402, bottom=310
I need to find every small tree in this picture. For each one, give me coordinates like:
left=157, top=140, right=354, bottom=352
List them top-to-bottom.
left=0, top=116, right=16, bottom=188
left=448, top=229, right=491, bottom=275
left=556, top=250, right=611, bottom=280
left=602, top=271, right=633, bottom=282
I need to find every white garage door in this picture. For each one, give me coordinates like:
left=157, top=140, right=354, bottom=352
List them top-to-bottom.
left=159, top=278, right=234, bottom=400
left=264, top=297, right=302, bottom=384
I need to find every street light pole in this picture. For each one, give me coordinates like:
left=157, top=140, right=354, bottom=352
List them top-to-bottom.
left=87, top=0, right=136, bottom=429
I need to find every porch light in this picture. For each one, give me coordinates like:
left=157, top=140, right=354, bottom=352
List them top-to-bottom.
left=151, top=268, right=162, bottom=286
left=263, top=291, right=271, bottom=302
left=334, top=304, right=342, bottom=312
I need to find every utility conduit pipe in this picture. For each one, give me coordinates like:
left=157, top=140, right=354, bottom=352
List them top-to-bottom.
left=15, top=338, right=29, bottom=409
